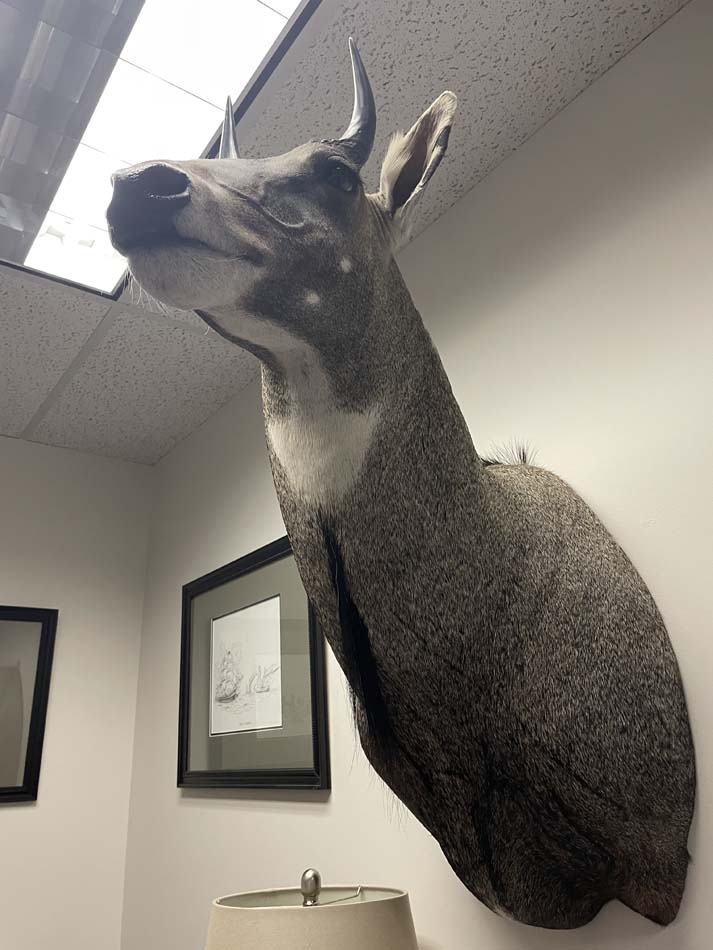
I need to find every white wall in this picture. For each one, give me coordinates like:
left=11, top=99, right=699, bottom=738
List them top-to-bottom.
left=121, top=2, right=713, bottom=948
left=0, top=436, right=153, bottom=950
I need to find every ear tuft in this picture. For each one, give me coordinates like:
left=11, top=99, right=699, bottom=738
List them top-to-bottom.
left=379, top=91, right=457, bottom=219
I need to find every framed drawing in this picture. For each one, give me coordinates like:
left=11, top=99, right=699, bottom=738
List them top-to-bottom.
left=178, top=537, right=330, bottom=789
left=0, top=606, right=58, bottom=803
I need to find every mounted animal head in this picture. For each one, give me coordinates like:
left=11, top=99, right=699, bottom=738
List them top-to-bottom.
left=106, top=40, right=456, bottom=369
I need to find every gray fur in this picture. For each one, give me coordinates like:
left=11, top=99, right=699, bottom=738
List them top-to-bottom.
left=107, top=43, right=695, bottom=930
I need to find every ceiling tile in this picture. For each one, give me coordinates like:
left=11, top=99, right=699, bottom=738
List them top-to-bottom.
left=240, top=0, right=686, bottom=240
left=0, top=264, right=110, bottom=435
left=31, top=309, right=258, bottom=463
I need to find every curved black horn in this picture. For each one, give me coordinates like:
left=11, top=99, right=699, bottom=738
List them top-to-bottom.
left=337, top=38, right=376, bottom=166
left=219, top=97, right=240, bottom=160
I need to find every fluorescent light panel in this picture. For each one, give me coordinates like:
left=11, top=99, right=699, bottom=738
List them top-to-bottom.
left=25, top=0, right=300, bottom=293
left=120, top=0, right=290, bottom=108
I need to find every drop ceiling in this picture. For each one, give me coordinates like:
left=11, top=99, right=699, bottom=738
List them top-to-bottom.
left=0, top=0, right=689, bottom=464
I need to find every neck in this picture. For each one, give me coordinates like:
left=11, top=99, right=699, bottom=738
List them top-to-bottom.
left=260, top=258, right=475, bottom=512
left=262, top=259, right=432, bottom=414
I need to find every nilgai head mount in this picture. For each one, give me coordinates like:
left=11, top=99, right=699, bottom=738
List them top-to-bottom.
left=108, top=38, right=454, bottom=367
left=107, top=41, right=695, bottom=929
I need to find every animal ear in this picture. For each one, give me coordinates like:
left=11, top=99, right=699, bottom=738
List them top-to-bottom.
left=378, top=91, right=457, bottom=238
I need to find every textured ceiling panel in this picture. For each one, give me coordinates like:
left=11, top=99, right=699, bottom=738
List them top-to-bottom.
left=238, top=0, right=687, bottom=241
left=0, top=264, right=110, bottom=434
left=30, top=309, right=258, bottom=464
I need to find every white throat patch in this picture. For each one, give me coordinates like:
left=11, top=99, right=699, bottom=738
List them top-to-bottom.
left=266, top=355, right=380, bottom=510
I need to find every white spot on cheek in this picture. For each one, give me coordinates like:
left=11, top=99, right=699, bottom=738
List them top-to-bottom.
left=340, top=257, right=353, bottom=273
left=305, top=291, right=320, bottom=306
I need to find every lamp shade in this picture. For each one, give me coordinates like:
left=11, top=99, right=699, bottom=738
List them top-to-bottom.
left=205, top=881, right=419, bottom=950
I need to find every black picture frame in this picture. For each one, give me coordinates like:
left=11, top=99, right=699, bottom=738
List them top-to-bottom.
left=178, top=537, right=330, bottom=790
left=0, top=606, right=58, bottom=804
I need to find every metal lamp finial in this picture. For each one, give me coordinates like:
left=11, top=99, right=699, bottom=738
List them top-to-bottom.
left=301, top=868, right=322, bottom=907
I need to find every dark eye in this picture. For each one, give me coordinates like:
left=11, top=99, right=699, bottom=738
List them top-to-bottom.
left=324, top=161, right=358, bottom=193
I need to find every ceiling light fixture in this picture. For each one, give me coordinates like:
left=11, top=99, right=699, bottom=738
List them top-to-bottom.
left=22, top=0, right=302, bottom=293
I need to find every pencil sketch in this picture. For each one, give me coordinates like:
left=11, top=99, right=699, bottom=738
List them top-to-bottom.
left=210, top=595, right=282, bottom=736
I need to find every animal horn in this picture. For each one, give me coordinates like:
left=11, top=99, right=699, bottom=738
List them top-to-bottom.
left=337, top=37, right=376, bottom=167
left=219, top=96, right=240, bottom=160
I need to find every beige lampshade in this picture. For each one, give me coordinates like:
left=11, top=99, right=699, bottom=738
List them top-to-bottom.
left=205, top=883, right=419, bottom=950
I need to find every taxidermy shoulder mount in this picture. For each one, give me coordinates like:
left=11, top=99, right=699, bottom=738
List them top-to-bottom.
left=107, top=40, right=695, bottom=929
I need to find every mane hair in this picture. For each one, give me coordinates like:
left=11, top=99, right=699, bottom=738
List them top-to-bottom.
left=481, top=441, right=537, bottom=467
left=321, top=522, right=394, bottom=757
left=321, top=522, right=434, bottom=792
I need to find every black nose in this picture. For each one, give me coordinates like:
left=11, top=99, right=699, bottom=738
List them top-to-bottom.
left=107, top=162, right=190, bottom=252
